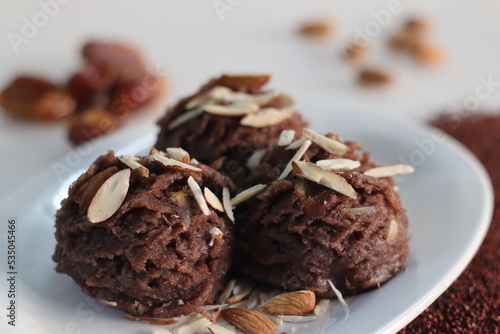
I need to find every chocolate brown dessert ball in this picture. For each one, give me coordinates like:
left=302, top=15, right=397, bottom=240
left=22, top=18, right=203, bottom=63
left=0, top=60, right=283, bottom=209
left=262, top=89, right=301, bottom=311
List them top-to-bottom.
left=155, top=74, right=307, bottom=185
left=235, top=129, right=412, bottom=298
left=53, top=149, right=234, bottom=318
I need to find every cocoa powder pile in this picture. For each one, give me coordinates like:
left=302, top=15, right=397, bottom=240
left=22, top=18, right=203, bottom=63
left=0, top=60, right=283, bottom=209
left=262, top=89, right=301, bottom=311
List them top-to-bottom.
left=400, top=113, right=500, bottom=334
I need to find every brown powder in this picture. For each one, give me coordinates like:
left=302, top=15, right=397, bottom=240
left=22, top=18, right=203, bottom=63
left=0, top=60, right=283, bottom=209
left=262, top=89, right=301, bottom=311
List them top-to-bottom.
left=400, top=112, right=500, bottom=334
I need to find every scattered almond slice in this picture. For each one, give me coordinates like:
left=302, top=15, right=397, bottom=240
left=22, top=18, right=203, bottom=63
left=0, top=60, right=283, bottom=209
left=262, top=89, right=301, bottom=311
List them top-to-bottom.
left=204, top=102, right=259, bottom=116
left=240, top=107, right=294, bottom=128
left=168, top=109, right=203, bottom=130
left=303, top=128, right=348, bottom=155
left=277, top=129, right=296, bottom=146
left=286, top=137, right=306, bottom=150
left=278, top=139, right=312, bottom=181
left=166, top=147, right=190, bottom=164
left=246, top=149, right=266, bottom=170
left=152, top=153, right=202, bottom=172
left=118, top=155, right=149, bottom=177
left=316, top=158, right=360, bottom=171
left=292, top=161, right=357, bottom=199
left=364, top=164, right=415, bottom=177
left=87, top=169, right=130, bottom=223
left=187, top=176, right=210, bottom=215
left=230, top=184, right=266, bottom=206
left=222, top=187, right=234, bottom=222
left=204, top=188, right=224, bottom=212
left=344, top=206, right=375, bottom=215
left=387, top=219, right=398, bottom=241
left=209, top=227, right=223, bottom=247
left=219, top=279, right=237, bottom=304
left=327, top=279, right=350, bottom=324
left=228, top=280, right=257, bottom=304
left=245, top=288, right=261, bottom=310
left=260, top=291, right=315, bottom=316
left=313, top=299, right=330, bottom=316
left=202, top=304, right=228, bottom=311
left=221, top=308, right=277, bottom=334
left=172, top=314, right=213, bottom=334
left=123, top=315, right=179, bottom=325
left=278, top=315, right=319, bottom=323
left=269, top=317, right=284, bottom=327
left=208, top=324, right=237, bottom=334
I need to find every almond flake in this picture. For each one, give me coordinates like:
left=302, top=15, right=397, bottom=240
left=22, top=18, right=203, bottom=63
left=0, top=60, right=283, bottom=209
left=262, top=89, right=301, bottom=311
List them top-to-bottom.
left=210, top=86, right=278, bottom=106
left=186, top=94, right=211, bottom=110
left=204, top=102, right=259, bottom=116
left=240, top=107, right=294, bottom=128
left=168, top=109, right=203, bottom=130
left=303, top=128, right=348, bottom=155
left=277, top=130, right=296, bottom=146
left=286, top=137, right=306, bottom=150
left=278, top=139, right=312, bottom=181
left=166, top=147, right=190, bottom=164
left=246, top=149, right=266, bottom=170
left=153, top=153, right=202, bottom=172
left=118, top=155, right=149, bottom=177
left=190, top=158, right=200, bottom=164
left=316, top=158, right=360, bottom=171
left=293, top=161, right=358, bottom=199
left=364, top=164, right=415, bottom=177
left=87, top=169, right=130, bottom=223
left=187, top=176, right=210, bottom=215
left=230, top=184, right=266, bottom=206
left=222, top=187, right=234, bottom=222
left=204, top=188, right=224, bottom=212
left=387, top=219, right=398, bottom=241
left=209, top=227, right=223, bottom=247
left=219, top=279, right=237, bottom=304
left=327, top=279, right=349, bottom=324
left=228, top=280, right=256, bottom=304
left=245, top=288, right=261, bottom=310
left=261, top=290, right=315, bottom=316
left=313, top=299, right=330, bottom=316
left=99, top=300, right=117, bottom=307
left=202, top=304, right=228, bottom=311
left=172, top=314, right=212, bottom=334
left=123, top=315, right=179, bottom=325
left=278, top=315, right=318, bottom=323
left=269, top=317, right=284, bottom=326
left=208, top=324, right=237, bottom=334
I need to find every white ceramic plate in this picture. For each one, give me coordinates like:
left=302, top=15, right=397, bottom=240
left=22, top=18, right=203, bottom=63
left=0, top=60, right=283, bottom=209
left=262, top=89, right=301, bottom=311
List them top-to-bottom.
left=0, top=104, right=493, bottom=334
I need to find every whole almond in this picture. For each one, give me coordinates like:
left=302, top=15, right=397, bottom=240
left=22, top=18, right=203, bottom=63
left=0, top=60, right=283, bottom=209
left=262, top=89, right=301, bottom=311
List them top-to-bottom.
left=261, top=291, right=316, bottom=316
left=220, top=308, right=276, bottom=334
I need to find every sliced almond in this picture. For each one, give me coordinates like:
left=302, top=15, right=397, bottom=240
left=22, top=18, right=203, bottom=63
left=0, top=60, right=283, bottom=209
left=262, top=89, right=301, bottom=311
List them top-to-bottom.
left=217, top=74, right=271, bottom=91
left=210, top=86, right=278, bottom=106
left=186, top=93, right=211, bottom=110
left=204, top=102, right=259, bottom=116
left=240, top=107, right=294, bottom=128
left=168, top=109, right=203, bottom=130
left=303, top=128, right=348, bottom=155
left=277, top=129, right=296, bottom=146
left=286, top=137, right=306, bottom=150
left=278, top=139, right=312, bottom=180
left=166, top=147, right=190, bottom=164
left=246, top=149, right=266, bottom=170
left=152, top=153, right=202, bottom=172
left=118, top=155, right=149, bottom=177
left=316, top=158, right=360, bottom=171
left=293, top=161, right=357, bottom=199
left=364, top=164, right=415, bottom=178
left=74, top=166, right=119, bottom=214
left=87, top=169, right=130, bottom=223
left=187, top=176, right=210, bottom=215
left=230, top=184, right=266, bottom=206
left=222, top=187, right=234, bottom=222
left=204, top=188, right=224, bottom=212
left=387, top=219, right=398, bottom=241
left=209, top=227, right=223, bottom=247
left=219, top=279, right=237, bottom=304
left=327, top=279, right=349, bottom=324
left=228, top=280, right=257, bottom=304
left=261, top=291, right=315, bottom=316
left=313, top=299, right=330, bottom=316
left=99, top=300, right=117, bottom=307
left=220, top=308, right=277, bottom=334
left=172, top=314, right=212, bottom=334
left=123, top=315, right=179, bottom=325
left=278, top=315, right=318, bottom=323
left=269, top=316, right=284, bottom=326
left=208, top=324, right=237, bottom=334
